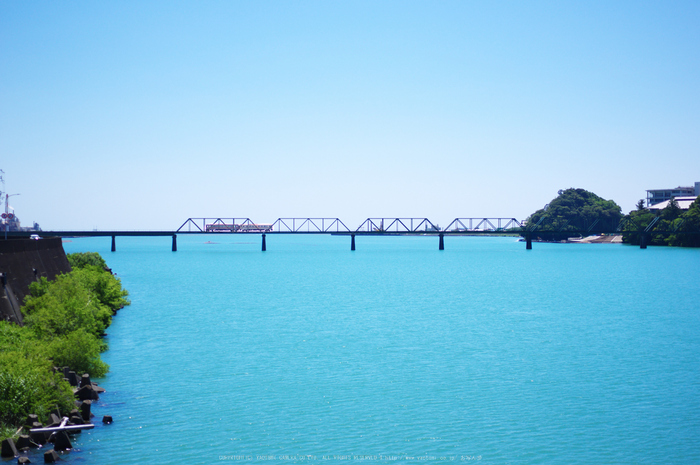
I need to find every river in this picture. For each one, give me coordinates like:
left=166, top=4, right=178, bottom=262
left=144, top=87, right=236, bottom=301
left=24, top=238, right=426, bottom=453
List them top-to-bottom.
left=49, top=234, right=700, bottom=464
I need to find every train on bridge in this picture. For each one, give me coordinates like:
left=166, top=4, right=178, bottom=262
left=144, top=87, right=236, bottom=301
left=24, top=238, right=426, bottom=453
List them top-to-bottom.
left=205, top=223, right=274, bottom=233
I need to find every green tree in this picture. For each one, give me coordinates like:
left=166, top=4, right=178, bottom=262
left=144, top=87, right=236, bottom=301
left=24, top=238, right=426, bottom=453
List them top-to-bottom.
left=524, top=188, right=623, bottom=241
left=622, top=196, right=700, bottom=246
left=668, top=197, right=700, bottom=247
left=661, top=198, right=682, bottom=222
left=621, top=208, right=656, bottom=245
left=67, top=252, right=108, bottom=270
left=71, top=266, right=129, bottom=313
left=23, top=272, right=113, bottom=339
left=0, top=323, right=74, bottom=427
left=46, top=329, right=109, bottom=377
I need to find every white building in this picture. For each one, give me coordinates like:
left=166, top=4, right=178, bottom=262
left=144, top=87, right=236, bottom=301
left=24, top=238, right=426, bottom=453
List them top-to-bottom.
left=646, top=182, right=700, bottom=207
left=648, top=196, right=698, bottom=212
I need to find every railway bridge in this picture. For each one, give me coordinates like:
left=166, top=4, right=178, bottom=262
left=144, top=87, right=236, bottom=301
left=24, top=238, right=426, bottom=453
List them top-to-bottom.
left=4, top=215, right=697, bottom=251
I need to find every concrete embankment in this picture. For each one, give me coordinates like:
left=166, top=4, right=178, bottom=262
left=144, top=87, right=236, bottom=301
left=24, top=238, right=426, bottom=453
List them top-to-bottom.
left=0, top=238, right=72, bottom=324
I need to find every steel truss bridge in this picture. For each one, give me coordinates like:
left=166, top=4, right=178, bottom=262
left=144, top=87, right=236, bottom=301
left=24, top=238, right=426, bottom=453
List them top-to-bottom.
left=4, top=216, right=698, bottom=251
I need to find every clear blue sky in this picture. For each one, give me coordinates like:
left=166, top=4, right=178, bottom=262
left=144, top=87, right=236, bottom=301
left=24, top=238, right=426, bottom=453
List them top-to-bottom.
left=1, top=1, right=698, bottom=230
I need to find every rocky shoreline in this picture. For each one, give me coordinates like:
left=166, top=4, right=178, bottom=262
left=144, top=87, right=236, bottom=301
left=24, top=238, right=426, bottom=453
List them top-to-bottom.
left=1, top=241, right=128, bottom=463
left=0, top=370, right=114, bottom=463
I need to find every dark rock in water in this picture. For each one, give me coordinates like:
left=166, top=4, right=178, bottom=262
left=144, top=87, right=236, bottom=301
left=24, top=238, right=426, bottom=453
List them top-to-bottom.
left=67, top=371, right=79, bottom=387
left=79, top=373, right=91, bottom=388
left=91, top=383, right=105, bottom=393
left=76, top=384, right=99, bottom=401
left=79, top=400, right=92, bottom=421
left=68, top=415, right=84, bottom=426
left=102, top=415, right=113, bottom=424
left=52, top=431, right=71, bottom=451
left=29, top=432, right=46, bottom=446
left=15, top=435, right=33, bottom=451
left=1, top=438, right=18, bottom=458
left=43, top=449, right=60, bottom=463
left=18, top=456, right=32, bottom=464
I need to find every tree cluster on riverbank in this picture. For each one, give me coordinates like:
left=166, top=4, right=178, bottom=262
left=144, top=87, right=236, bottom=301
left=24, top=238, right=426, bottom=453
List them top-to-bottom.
left=523, top=188, right=623, bottom=241
left=523, top=188, right=700, bottom=247
left=621, top=197, right=700, bottom=247
left=0, top=252, right=128, bottom=439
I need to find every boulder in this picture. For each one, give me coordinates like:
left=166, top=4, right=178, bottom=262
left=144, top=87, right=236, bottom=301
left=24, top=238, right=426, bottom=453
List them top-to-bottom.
left=67, top=371, right=79, bottom=387
left=79, top=373, right=91, bottom=388
left=75, top=384, right=99, bottom=401
left=79, top=400, right=92, bottom=422
left=47, top=414, right=61, bottom=427
left=102, top=415, right=113, bottom=424
left=28, top=432, right=46, bottom=446
left=52, top=432, right=71, bottom=451
left=15, top=435, right=33, bottom=451
left=1, top=438, right=18, bottom=458
left=43, top=449, right=59, bottom=463
left=18, top=456, right=31, bottom=464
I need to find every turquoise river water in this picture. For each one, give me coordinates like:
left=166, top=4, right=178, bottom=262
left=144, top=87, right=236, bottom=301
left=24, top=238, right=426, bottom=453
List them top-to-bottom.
left=26, top=235, right=700, bottom=464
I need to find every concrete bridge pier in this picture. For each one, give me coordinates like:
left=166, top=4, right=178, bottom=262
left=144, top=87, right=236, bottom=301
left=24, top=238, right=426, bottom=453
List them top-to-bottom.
left=172, top=234, right=177, bottom=252
left=262, top=234, right=266, bottom=252
left=351, top=234, right=355, bottom=251
left=439, top=234, right=444, bottom=250
left=526, top=234, right=532, bottom=250
left=640, top=234, right=647, bottom=249
left=111, top=235, right=116, bottom=252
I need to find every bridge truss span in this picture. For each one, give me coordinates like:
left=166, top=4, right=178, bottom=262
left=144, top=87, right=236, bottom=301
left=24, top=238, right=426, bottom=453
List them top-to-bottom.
left=177, top=218, right=273, bottom=233
left=272, top=218, right=351, bottom=233
left=354, top=218, right=438, bottom=233
left=443, top=218, right=524, bottom=233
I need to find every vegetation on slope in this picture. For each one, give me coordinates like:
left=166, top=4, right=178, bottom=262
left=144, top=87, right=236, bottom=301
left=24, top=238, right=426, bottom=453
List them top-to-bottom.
left=523, top=188, right=623, bottom=241
left=622, top=197, right=700, bottom=247
left=0, top=252, right=128, bottom=438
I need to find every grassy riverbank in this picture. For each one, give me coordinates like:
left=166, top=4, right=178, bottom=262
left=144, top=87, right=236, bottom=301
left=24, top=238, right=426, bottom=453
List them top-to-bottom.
left=0, top=252, right=128, bottom=440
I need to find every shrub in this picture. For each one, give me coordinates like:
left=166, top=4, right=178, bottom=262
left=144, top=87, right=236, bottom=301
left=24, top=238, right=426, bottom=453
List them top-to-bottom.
left=67, top=252, right=108, bottom=270
left=71, top=266, right=129, bottom=312
left=24, top=273, right=113, bottom=339
left=0, top=327, right=74, bottom=427
left=46, top=329, right=109, bottom=378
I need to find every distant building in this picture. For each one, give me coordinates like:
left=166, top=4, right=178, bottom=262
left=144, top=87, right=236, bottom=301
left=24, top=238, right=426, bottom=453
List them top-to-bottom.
left=646, top=182, right=700, bottom=207
left=648, top=196, right=698, bottom=212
